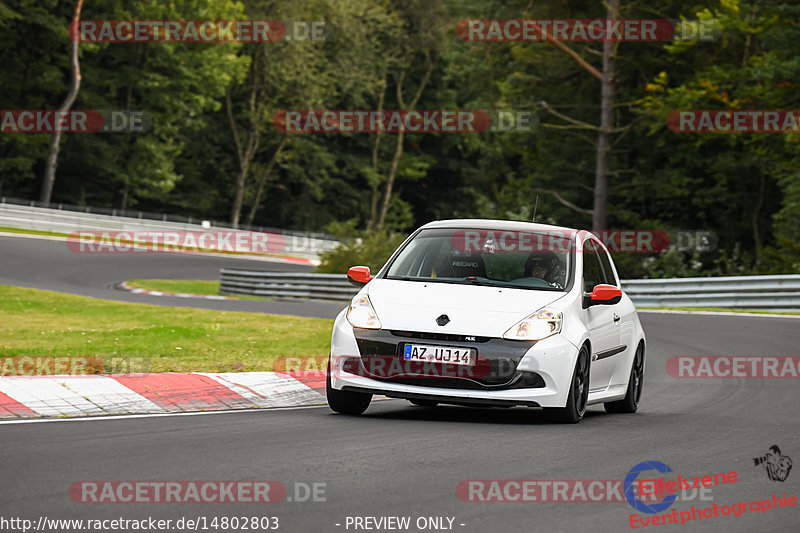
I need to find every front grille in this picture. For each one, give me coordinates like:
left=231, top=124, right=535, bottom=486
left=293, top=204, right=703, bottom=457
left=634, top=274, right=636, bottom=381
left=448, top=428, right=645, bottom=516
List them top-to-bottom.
left=348, top=329, right=540, bottom=390
left=390, top=330, right=491, bottom=343
left=341, top=356, right=544, bottom=391
left=386, top=371, right=545, bottom=390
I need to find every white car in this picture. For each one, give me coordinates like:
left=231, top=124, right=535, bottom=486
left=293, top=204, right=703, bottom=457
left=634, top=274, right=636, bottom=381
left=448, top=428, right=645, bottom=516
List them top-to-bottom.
left=327, top=219, right=646, bottom=423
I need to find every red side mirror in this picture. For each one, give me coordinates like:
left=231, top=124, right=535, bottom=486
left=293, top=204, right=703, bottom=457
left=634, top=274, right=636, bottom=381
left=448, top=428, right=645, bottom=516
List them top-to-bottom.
left=347, top=266, right=373, bottom=285
left=584, top=284, right=622, bottom=307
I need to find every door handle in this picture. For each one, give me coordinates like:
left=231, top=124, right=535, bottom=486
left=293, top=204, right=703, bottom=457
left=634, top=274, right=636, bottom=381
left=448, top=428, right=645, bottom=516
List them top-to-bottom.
left=613, top=313, right=620, bottom=323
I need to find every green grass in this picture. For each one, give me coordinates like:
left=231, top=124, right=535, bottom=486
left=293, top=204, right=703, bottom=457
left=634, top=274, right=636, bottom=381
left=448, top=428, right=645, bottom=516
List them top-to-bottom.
left=0, top=225, right=69, bottom=238
left=126, top=279, right=269, bottom=301
left=127, top=279, right=222, bottom=296
left=0, top=285, right=333, bottom=373
left=640, top=306, right=800, bottom=316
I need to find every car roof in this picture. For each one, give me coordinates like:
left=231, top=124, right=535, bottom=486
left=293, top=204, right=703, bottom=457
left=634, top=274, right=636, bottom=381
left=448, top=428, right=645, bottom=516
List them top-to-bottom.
left=420, top=218, right=580, bottom=236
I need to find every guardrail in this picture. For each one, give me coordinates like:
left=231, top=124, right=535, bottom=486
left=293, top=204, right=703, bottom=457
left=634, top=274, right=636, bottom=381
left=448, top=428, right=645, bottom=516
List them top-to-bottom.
left=0, top=200, right=339, bottom=258
left=220, top=269, right=359, bottom=301
left=219, top=270, right=800, bottom=310
left=621, top=275, right=800, bottom=311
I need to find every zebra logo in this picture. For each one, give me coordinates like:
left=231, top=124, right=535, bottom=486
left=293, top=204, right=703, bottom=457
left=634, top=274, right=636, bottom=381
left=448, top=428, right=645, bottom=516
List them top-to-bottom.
left=753, top=445, right=793, bottom=482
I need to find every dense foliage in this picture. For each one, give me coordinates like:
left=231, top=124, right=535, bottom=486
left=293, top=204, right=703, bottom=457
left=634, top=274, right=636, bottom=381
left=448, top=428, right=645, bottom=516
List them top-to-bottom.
left=1, top=0, right=798, bottom=276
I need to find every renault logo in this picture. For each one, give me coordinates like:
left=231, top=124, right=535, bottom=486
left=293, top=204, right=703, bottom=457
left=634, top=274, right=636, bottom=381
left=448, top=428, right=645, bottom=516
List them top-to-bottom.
left=436, top=314, right=450, bottom=326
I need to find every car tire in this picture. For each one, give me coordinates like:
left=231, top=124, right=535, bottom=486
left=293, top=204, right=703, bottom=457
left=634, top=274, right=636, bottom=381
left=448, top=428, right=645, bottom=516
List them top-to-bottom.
left=604, top=342, right=644, bottom=414
left=544, top=345, right=590, bottom=424
left=326, top=359, right=371, bottom=415
left=409, top=400, right=439, bottom=407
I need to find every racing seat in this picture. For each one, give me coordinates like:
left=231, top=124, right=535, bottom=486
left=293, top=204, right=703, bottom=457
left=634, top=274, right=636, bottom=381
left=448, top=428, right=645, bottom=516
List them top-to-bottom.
left=448, top=253, right=486, bottom=278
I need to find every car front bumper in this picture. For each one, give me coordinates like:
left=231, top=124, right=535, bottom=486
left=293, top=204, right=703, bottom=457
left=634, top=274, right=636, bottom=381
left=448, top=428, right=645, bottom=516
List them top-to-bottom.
left=330, top=310, right=579, bottom=408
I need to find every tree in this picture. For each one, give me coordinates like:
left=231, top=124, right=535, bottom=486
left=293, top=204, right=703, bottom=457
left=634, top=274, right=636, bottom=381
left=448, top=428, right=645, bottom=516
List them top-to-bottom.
left=0, top=0, right=75, bottom=201
left=39, top=0, right=83, bottom=204
left=58, top=0, right=250, bottom=209
left=225, top=0, right=339, bottom=227
left=227, top=0, right=406, bottom=229
left=369, top=0, right=446, bottom=231
left=636, top=0, right=800, bottom=269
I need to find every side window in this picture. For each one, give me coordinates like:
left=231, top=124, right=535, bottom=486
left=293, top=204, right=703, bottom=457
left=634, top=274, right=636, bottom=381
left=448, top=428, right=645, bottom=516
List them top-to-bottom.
left=582, top=240, right=604, bottom=293
left=597, top=247, right=618, bottom=286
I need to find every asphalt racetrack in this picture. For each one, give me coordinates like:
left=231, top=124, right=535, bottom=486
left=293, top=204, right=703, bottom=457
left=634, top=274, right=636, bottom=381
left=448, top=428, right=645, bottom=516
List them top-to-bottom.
left=0, top=234, right=344, bottom=318
left=1, top=234, right=799, bottom=532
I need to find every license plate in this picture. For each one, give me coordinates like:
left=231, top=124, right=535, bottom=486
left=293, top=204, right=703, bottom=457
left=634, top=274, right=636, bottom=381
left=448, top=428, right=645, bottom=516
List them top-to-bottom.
left=403, top=343, right=473, bottom=365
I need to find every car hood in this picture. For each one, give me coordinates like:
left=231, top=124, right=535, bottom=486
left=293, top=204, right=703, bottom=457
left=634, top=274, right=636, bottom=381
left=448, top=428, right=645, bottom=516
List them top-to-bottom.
left=366, top=279, right=565, bottom=337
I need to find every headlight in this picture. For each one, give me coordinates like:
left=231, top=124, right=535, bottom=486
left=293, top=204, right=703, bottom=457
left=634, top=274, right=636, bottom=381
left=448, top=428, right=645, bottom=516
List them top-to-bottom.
left=346, top=295, right=382, bottom=329
left=503, top=308, right=562, bottom=341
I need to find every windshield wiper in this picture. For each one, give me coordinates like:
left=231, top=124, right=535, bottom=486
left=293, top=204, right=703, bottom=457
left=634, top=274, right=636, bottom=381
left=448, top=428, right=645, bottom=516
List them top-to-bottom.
left=389, top=276, right=447, bottom=283
left=461, top=276, right=505, bottom=287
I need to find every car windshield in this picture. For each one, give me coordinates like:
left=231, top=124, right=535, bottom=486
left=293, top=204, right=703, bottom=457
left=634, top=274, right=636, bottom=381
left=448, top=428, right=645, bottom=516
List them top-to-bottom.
left=385, top=227, right=573, bottom=291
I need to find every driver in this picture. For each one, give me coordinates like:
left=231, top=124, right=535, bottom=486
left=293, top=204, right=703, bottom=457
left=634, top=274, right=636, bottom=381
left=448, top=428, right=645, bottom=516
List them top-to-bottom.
left=525, top=252, right=564, bottom=287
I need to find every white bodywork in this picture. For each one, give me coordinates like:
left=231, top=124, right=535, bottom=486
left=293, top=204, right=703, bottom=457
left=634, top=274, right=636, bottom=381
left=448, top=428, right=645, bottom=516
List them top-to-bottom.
left=329, top=219, right=646, bottom=409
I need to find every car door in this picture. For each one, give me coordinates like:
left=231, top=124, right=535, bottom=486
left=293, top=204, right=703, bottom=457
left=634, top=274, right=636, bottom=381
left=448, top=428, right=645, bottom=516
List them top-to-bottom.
left=582, top=238, right=620, bottom=392
left=596, top=243, right=634, bottom=375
